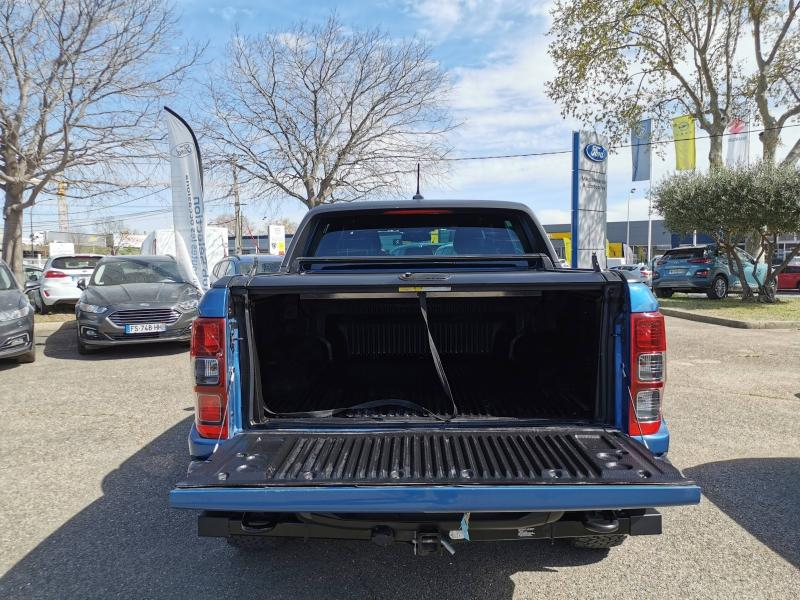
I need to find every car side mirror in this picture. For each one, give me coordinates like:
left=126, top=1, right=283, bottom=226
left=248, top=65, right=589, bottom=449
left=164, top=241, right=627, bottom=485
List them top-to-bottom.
left=77, top=278, right=87, bottom=291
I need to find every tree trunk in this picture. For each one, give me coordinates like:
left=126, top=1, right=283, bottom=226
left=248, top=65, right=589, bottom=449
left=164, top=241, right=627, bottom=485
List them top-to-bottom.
left=760, top=126, right=779, bottom=163
left=708, top=133, right=724, bottom=169
left=2, top=188, right=25, bottom=282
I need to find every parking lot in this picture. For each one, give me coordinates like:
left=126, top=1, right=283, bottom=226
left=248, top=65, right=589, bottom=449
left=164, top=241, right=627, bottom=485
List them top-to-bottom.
left=0, top=317, right=798, bottom=599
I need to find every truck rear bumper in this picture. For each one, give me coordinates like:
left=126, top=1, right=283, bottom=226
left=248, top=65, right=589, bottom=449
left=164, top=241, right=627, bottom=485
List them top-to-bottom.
left=170, top=482, right=700, bottom=512
left=197, top=508, right=664, bottom=542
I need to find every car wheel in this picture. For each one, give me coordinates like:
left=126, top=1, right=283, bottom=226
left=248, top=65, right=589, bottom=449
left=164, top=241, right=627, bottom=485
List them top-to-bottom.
left=707, top=275, right=728, bottom=300
left=654, top=288, right=673, bottom=298
left=38, top=294, right=49, bottom=315
left=17, top=346, right=36, bottom=364
left=571, top=535, right=627, bottom=549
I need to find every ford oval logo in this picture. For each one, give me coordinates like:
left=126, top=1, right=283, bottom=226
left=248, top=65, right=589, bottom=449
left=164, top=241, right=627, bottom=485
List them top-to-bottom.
left=171, top=142, right=193, bottom=158
left=584, top=143, right=608, bottom=162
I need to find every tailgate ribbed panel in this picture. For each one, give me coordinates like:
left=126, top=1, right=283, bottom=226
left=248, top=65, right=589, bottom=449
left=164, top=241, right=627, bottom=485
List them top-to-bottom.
left=187, top=429, right=686, bottom=488
left=270, top=432, right=601, bottom=482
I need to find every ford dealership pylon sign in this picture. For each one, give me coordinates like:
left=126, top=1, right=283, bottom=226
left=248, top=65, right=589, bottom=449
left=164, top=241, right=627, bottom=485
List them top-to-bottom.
left=571, top=131, right=609, bottom=270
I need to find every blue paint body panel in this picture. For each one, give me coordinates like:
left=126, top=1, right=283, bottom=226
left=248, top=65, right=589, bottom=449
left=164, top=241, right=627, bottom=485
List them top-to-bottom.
left=198, top=288, right=227, bottom=318
left=632, top=419, right=670, bottom=456
left=188, top=424, right=217, bottom=459
left=170, top=483, right=700, bottom=513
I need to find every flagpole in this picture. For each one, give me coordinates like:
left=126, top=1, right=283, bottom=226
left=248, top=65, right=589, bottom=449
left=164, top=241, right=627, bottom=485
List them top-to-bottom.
left=647, top=144, right=653, bottom=265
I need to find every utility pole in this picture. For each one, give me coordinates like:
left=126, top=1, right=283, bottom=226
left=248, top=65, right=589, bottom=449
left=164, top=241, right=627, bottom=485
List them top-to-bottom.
left=232, top=159, right=242, bottom=254
left=57, top=181, right=69, bottom=231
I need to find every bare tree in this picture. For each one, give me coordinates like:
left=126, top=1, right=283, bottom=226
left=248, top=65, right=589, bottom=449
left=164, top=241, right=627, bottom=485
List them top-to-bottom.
left=0, top=0, right=201, bottom=279
left=204, top=16, right=454, bottom=211
left=209, top=212, right=254, bottom=237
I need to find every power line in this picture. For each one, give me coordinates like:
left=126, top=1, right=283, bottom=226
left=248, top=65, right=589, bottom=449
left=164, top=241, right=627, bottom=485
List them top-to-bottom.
left=438, top=122, right=800, bottom=162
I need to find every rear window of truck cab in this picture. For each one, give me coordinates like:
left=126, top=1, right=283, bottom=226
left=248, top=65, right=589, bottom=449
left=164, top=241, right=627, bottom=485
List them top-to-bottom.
left=306, top=210, right=543, bottom=257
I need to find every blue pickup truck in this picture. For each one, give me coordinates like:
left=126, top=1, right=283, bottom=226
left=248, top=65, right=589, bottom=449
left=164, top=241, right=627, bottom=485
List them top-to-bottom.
left=170, top=200, right=700, bottom=555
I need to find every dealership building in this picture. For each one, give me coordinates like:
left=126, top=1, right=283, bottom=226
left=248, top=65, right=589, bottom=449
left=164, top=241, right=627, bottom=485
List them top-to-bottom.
left=543, top=219, right=800, bottom=263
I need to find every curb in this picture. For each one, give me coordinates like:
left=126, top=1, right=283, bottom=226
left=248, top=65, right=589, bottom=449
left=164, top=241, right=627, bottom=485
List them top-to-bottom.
left=660, top=308, right=800, bottom=329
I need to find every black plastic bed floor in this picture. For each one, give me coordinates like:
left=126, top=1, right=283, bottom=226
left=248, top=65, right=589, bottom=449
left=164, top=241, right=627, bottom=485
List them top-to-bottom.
left=263, top=360, right=593, bottom=419
left=180, top=428, right=690, bottom=488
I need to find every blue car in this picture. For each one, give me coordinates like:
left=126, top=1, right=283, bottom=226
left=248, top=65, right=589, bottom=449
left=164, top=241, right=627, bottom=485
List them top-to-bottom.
left=652, top=245, right=767, bottom=299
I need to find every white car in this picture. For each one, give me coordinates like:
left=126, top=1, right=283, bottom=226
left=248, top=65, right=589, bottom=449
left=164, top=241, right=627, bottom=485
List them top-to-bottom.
left=35, top=254, right=103, bottom=314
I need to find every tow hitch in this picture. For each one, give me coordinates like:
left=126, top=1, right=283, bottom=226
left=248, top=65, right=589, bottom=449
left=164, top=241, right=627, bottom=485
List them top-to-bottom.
left=412, top=532, right=456, bottom=556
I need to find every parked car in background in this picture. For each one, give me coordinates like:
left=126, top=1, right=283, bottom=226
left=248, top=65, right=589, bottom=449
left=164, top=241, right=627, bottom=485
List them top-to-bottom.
left=652, top=245, right=768, bottom=300
left=35, top=254, right=102, bottom=314
left=210, top=254, right=283, bottom=283
left=75, top=255, right=200, bottom=354
left=0, top=259, right=35, bottom=363
left=777, top=262, right=800, bottom=291
left=610, top=263, right=652, bottom=286
left=23, top=265, right=42, bottom=284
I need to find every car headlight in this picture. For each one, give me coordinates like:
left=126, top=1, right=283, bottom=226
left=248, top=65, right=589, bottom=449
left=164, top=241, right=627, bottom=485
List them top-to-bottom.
left=177, top=298, right=199, bottom=312
left=77, top=302, right=107, bottom=314
left=0, top=304, right=32, bottom=321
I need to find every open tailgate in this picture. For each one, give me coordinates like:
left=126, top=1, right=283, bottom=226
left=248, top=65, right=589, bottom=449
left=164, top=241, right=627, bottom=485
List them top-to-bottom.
left=171, top=427, right=700, bottom=512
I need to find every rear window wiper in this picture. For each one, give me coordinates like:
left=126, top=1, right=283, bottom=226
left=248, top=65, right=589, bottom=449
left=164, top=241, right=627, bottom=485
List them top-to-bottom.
left=268, top=399, right=451, bottom=422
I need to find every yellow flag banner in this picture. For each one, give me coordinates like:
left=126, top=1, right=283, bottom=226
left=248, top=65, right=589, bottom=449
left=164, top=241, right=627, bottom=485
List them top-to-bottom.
left=672, top=115, right=696, bottom=171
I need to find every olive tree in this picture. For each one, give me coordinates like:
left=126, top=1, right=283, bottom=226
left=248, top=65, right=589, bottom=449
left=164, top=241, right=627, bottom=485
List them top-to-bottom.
left=0, top=0, right=200, bottom=280
left=204, top=16, right=454, bottom=210
left=653, top=163, right=800, bottom=302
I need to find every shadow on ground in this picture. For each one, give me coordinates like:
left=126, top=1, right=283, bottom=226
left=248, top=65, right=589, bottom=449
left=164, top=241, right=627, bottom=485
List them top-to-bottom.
left=43, top=321, right=187, bottom=361
left=0, top=417, right=610, bottom=600
left=685, top=458, right=799, bottom=567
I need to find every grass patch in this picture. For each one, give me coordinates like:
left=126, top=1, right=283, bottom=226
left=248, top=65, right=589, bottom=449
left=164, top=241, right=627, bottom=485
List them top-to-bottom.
left=658, top=295, right=800, bottom=321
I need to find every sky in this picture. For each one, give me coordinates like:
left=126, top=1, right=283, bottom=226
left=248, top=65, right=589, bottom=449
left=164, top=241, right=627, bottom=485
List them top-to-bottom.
left=27, top=0, right=800, bottom=236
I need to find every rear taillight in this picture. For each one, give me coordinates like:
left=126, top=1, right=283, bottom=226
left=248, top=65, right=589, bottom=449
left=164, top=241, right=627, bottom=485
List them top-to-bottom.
left=688, top=258, right=712, bottom=264
left=694, top=269, right=709, bottom=278
left=44, top=270, right=68, bottom=278
left=629, top=312, right=666, bottom=436
left=191, top=318, right=228, bottom=439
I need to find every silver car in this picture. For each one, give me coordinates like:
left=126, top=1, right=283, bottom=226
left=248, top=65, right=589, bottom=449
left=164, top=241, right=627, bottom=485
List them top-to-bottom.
left=35, top=254, right=102, bottom=314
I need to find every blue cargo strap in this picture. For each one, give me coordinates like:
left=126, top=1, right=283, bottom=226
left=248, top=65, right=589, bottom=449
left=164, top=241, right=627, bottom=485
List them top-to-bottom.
left=460, top=512, right=471, bottom=541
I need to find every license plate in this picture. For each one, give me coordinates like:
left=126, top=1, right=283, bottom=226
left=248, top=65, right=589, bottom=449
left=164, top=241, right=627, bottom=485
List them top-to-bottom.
left=668, top=269, right=686, bottom=275
left=125, top=323, right=166, bottom=334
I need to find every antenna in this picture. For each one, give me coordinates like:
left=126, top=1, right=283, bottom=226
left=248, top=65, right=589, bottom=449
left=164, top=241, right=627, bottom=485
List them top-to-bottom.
left=412, top=163, right=424, bottom=200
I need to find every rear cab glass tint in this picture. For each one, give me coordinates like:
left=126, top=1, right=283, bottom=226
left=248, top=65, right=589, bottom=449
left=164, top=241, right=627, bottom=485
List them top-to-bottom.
left=306, top=210, right=542, bottom=257
left=662, top=248, right=707, bottom=261
left=51, top=256, right=100, bottom=270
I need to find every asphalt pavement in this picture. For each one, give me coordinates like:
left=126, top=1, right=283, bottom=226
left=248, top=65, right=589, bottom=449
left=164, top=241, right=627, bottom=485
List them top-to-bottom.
left=0, top=318, right=798, bottom=599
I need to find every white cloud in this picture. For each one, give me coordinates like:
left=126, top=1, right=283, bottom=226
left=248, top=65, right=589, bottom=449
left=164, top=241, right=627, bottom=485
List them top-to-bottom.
left=407, top=0, right=552, bottom=39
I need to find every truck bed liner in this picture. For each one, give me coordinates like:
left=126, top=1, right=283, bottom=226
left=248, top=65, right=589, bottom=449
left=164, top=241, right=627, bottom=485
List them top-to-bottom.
left=177, top=428, right=690, bottom=488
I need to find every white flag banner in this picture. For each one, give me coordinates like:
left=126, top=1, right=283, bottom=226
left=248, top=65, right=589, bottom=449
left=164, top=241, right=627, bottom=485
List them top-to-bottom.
left=164, top=107, right=209, bottom=290
left=725, top=117, right=749, bottom=167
